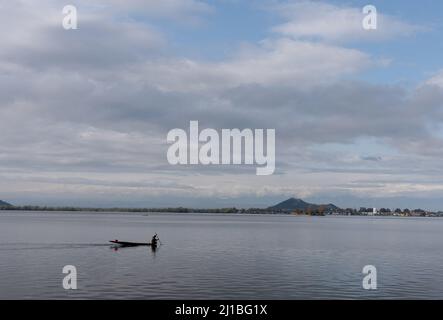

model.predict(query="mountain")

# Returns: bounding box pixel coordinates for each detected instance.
[268,198,339,211]
[0,200,12,207]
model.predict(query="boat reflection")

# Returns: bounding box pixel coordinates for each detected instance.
[110,244,158,255]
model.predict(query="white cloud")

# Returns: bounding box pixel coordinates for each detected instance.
[138,39,371,92]
[272,1,425,42]
[426,70,443,88]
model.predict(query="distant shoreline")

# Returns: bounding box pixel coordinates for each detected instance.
[0,206,278,214]
[1,205,443,217]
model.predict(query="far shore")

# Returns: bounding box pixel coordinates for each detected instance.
[1,205,443,217]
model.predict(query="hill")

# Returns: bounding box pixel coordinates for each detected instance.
[0,200,12,207]
[268,197,339,211]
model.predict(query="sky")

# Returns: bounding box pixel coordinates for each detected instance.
[1,0,443,209]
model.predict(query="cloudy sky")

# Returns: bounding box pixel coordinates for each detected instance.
[1,0,443,209]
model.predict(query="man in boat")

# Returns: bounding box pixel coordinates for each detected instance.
[151,234,159,247]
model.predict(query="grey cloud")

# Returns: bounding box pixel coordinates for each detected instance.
[360,156,382,162]
[2,20,165,71]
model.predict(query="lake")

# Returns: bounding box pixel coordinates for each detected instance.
[0,211,442,299]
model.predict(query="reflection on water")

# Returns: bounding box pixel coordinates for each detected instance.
[0,211,443,299]
[110,244,159,256]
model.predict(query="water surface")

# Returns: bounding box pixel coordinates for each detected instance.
[0,211,442,299]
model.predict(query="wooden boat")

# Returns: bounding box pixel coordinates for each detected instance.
[109,240,156,247]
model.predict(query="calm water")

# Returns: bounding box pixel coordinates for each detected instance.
[0,211,442,299]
